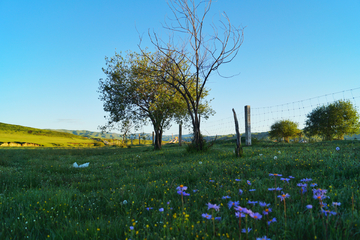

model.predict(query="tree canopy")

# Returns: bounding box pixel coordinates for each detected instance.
[98,51,212,150]
[304,100,360,141]
[269,120,301,143]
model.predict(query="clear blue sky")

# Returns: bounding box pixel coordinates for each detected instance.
[1,0,359,136]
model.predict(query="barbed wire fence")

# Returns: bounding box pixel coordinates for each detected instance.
[198,87,360,138]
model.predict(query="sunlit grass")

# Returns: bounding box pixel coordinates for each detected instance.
[0,140,359,239]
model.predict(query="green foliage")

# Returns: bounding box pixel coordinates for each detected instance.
[269,120,301,143]
[93,142,105,147]
[304,100,360,141]
[98,51,213,150]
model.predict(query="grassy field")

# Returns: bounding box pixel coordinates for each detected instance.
[0,122,168,148]
[0,140,359,239]
[0,123,98,147]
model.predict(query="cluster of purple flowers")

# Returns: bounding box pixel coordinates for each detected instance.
[176,185,190,196]
[232,204,263,220]
[313,188,328,202]
[172,171,341,239]
[202,203,221,220]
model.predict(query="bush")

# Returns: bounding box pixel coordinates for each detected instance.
[94,142,105,147]
[185,134,211,152]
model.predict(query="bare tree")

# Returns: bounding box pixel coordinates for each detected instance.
[139,0,244,150]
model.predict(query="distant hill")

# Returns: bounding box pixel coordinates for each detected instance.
[0,122,98,147]
[51,129,272,142]
[53,129,194,141]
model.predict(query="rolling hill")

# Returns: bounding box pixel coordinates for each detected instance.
[0,122,98,147]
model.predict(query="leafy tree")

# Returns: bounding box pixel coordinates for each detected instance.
[269,120,301,143]
[98,51,212,150]
[304,100,360,141]
[139,0,244,151]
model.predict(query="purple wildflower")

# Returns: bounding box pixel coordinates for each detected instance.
[247,200,258,206]
[242,227,252,233]
[267,217,277,225]
[222,196,231,199]
[202,213,212,219]
[178,191,190,196]
[235,179,241,181]
[207,203,220,211]
[176,185,188,191]
[159,208,164,212]
[249,212,262,220]
[228,201,240,209]
[332,202,341,206]
[278,193,290,201]
[321,209,337,216]
[234,206,246,212]
[146,207,153,210]
[257,236,271,240]
[239,189,243,195]
[130,226,134,230]
[280,178,290,182]
[313,189,327,201]
[262,208,272,215]
[193,189,198,192]
[247,180,251,185]
[300,178,312,182]
[215,217,221,221]
[249,189,256,192]
[310,183,317,187]
[242,208,253,214]
[235,211,246,218]
[306,205,313,209]
[269,173,282,177]
[259,202,270,207]
[289,176,295,179]
[209,180,215,182]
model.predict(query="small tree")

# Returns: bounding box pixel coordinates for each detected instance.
[98,51,213,150]
[304,100,360,141]
[140,0,244,151]
[269,120,301,143]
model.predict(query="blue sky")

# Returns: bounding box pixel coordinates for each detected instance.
[1,0,359,136]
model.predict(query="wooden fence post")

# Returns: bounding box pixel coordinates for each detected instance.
[245,105,251,146]
[232,108,243,157]
[179,123,182,146]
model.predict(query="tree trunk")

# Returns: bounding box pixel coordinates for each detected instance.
[154,129,162,150]
[192,113,203,151]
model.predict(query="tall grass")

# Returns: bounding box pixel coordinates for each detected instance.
[0,140,359,239]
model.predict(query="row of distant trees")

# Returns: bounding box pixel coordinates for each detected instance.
[269,100,360,142]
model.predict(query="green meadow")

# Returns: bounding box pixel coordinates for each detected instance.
[0,123,98,147]
[0,140,359,239]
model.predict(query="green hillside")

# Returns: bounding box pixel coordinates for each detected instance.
[0,122,98,147]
